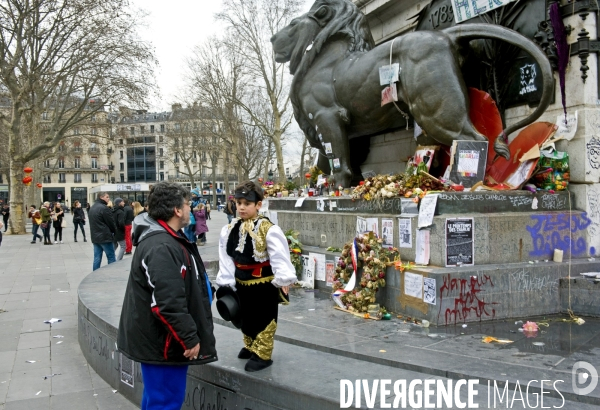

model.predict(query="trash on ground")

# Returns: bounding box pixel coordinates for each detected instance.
[532,342,545,346]
[379,350,386,353]
[482,336,513,344]
[43,318,62,324]
[580,272,600,278]
[462,324,467,328]
[58,291,69,293]
[43,373,61,380]
[52,335,64,338]
[56,341,63,344]
[36,391,41,395]
[26,360,36,363]
[112,390,117,393]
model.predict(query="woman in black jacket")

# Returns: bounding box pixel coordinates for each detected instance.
[72,200,87,242]
[113,198,126,260]
[53,203,65,243]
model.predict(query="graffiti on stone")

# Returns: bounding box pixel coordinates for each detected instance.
[526,213,593,257]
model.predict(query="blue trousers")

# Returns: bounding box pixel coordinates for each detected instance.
[141,363,188,410]
[93,242,116,271]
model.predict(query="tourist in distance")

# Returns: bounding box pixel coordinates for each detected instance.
[123,199,134,255]
[71,200,87,242]
[1,203,9,232]
[53,202,65,244]
[216,180,297,372]
[89,192,117,270]
[193,203,208,246]
[118,182,216,410]
[28,205,43,244]
[39,202,53,245]
[223,195,237,224]
[113,198,126,261]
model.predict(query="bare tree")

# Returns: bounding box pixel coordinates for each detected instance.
[0,0,157,233]
[216,0,302,183]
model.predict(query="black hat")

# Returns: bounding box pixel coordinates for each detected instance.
[216,286,242,329]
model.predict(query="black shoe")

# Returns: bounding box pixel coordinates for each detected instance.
[74,238,77,242]
[83,238,87,242]
[30,241,36,244]
[244,354,273,372]
[125,252,132,255]
[238,347,253,359]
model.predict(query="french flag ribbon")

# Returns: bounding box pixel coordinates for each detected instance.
[335,238,359,295]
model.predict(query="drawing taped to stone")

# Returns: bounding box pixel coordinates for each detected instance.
[398,218,412,248]
[423,277,436,305]
[587,136,600,170]
[382,218,393,246]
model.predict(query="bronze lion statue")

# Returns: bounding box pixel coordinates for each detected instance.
[271,0,553,187]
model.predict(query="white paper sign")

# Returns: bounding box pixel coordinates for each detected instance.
[381,218,394,246]
[415,229,430,265]
[379,63,400,86]
[366,217,379,237]
[555,111,577,141]
[310,252,327,282]
[301,255,314,289]
[451,0,517,23]
[398,218,412,248]
[418,194,438,228]
[404,272,423,299]
[324,142,333,154]
[423,277,436,305]
[356,216,367,236]
[295,197,306,207]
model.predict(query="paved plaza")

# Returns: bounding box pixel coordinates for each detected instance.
[0,210,226,409]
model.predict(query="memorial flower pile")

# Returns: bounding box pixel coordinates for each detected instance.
[332,233,398,312]
[351,172,452,201]
[285,229,303,280]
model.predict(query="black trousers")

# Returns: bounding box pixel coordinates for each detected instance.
[236,281,279,358]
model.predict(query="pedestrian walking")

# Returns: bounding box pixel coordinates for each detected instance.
[123,199,134,255]
[223,196,237,224]
[193,203,208,246]
[72,200,87,242]
[53,203,65,243]
[205,202,211,220]
[28,205,43,244]
[113,198,126,261]
[89,192,117,271]
[40,202,53,245]
[1,203,9,232]
[132,201,144,217]
[118,182,216,410]
[86,202,91,214]
[216,180,297,372]
[0,219,3,247]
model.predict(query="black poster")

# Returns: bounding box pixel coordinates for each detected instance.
[445,218,474,267]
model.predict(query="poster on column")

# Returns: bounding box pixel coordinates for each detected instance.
[325,261,335,287]
[301,255,314,289]
[415,229,430,265]
[381,218,394,246]
[310,252,327,281]
[398,218,412,248]
[356,216,367,236]
[366,217,379,237]
[451,0,518,24]
[445,218,474,267]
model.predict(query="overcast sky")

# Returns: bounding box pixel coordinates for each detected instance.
[133,0,312,112]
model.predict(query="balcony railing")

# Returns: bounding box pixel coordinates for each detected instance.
[88,148,100,154]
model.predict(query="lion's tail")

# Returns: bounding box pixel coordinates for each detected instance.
[444,23,553,159]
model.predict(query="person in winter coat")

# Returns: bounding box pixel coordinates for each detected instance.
[28,205,43,244]
[205,202,211,220]
[193,204,208,246]
[1,204,9,232]
[123,199,134,254]
[118,182,216,410]
[88,192,117,271]
[72,200,87,242]
[223,196,237,224]
[113,198,126,261]
[40,202,53,245]
[52,203,65,243]
[216,180,297,372]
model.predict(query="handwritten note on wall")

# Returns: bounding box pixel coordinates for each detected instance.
[418,194,438,228]
[404,272,423,299]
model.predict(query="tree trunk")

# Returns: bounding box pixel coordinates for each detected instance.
[273,133,285,184]
[8,161,26,234]
[211,165,217,207]
[224,151,230,196]
[299,136,308,185]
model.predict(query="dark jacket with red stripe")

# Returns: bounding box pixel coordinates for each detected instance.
[117,213,217,365]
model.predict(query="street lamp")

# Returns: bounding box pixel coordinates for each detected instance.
[268,169,273,181]
[287,174,292,183]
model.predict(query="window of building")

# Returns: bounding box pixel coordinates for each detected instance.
[140,126,145,134]
[74,127,79,135]
[90,141,98,152]
[120,174,125,182]
[160,124,165,133]
[120,150,124,159]
[175,123,181,131]
[44,159,50,168]
[92,173,98,183]
[74,173,82,183]
[159,161,164,169]
[91,157,98,169]
[126,146,156,182]
[119,139,123,145]
[130,127,135,135]
[120,162,124,171]
[91,127,97,135]
[159,148,163,157]
[59,173,66,182]
[74,157,81,169]
[58,142,65,152]
[91,114,96,121]
[42,112,48,120]
[174,153,179,163]
[58,158,65,168]
[150,125,155,133]
[159,135,163,143]
[44,175,51,183]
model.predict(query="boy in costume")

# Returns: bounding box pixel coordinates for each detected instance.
[216,180,297,372]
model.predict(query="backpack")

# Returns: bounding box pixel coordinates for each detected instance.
[189,211,196,225]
